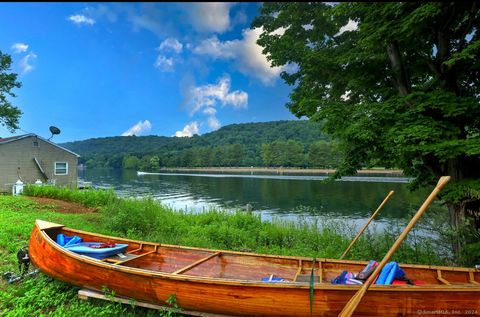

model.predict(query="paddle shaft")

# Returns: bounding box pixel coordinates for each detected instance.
[338,176,451,317]
[340,191,394,260]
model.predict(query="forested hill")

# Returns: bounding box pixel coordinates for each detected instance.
[61,120,339,169]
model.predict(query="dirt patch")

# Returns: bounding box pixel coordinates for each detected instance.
[26,197,98,214]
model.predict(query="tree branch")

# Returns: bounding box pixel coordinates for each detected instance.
[387,40,410,96]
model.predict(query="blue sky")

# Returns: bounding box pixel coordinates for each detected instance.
[0,3,297,142]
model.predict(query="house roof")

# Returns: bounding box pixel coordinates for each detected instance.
[0,134,28,143]
[0,133,80,157]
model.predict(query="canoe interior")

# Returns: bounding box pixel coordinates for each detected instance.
[43,227,480,286]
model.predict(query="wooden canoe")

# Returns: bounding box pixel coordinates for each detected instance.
[29,220,480,316]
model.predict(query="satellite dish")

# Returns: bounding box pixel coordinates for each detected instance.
[48,126,61,140]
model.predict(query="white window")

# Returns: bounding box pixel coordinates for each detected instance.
[54,162,68,175]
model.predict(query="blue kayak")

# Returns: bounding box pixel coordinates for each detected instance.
[64,242,128,259]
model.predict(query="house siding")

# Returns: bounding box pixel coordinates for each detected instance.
[0,135,78,192]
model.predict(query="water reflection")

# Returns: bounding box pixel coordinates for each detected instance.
[80,168,446,228]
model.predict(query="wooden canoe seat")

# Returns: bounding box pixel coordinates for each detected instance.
[103,245,158,265]
[173,252,221,275]
[293,259,322,283]
[102,253,139,264]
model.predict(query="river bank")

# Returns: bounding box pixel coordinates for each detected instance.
[0,186,448,316]
[153,167,404,176]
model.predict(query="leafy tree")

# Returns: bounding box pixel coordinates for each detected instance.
[122,155,140,170]
[106,154,123,169]
[149,155,161,171]
[0,51,22,133]
[285,140,305,167]
[253,2,480,258]
[261,143,273,166]
[308,141,338,168]
[66,121,334,168]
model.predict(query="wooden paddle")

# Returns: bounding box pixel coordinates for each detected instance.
[338,176,451,317]
[340,190,395,260]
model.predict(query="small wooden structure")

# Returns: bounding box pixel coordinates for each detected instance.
[0,134,79,192]
[78,288,232,316]
[29,219,480,316]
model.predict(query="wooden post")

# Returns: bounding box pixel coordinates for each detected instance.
[338,176,451,317]
[340,190,394,260]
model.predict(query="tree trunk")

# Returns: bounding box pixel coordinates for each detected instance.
[446,201,464,257]
[387,40,410,97]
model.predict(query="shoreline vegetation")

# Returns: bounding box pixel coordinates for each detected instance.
[138,167,404,176]
[0,186,450,316]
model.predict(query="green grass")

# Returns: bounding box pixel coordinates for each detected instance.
[23,185,116,208]
[0,196,177,317]
[0,187,449,316]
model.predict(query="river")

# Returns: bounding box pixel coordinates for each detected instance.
[79,168,445,233]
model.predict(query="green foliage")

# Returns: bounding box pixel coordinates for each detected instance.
[1,189,472,316]
[62,120,331,169]
[23,185,116,207]
[162,294,181,317]
[252,2,480,233]
[0,51,22,133]
[261,140,307,167]
[97,190,442,263]
[442,179,480,204]
[123,155,141,170]
[308,141,339,168]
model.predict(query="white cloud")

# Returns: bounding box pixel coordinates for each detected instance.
[184,3,233,33]
[68,14,96,25]
[11,43,28,54]
[186,75,248,116]
[203,107,217,115]
[19,52,37,74]
[193,28,283,86]
[193,36,236,59]
[158,38,183,53]
[84,5,117,23]
[154,55,174,72]
[207,117,221,130]
[174,121,200,137]
[335,19,358,37]
[122,120,152,136]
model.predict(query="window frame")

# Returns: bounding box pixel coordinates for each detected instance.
[54,162,69,175]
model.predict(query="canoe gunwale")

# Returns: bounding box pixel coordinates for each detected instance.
[33,220,480,292]
[62,224,480,273]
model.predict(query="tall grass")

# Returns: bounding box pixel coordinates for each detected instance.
[22,186,445,264]
[101,196,442,264]
[23,185,116,208]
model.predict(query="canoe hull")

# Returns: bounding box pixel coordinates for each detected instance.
[29,223,480,316]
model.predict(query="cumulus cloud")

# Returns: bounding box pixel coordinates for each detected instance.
[193,36,235,59]
[185,75,248,116]
[19,52,37,74]
[154,38,183,71]
[193,28,284,86]
[154,55,174,72]
[179,76,247,133]
[174,121,200,137]
[68,14,96,25]
[122,120,152,136]
[11,43,28,54]
[207,117,221,130]
[335,19,358,37]
[184,3,232,33]
[158,38,183,53]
